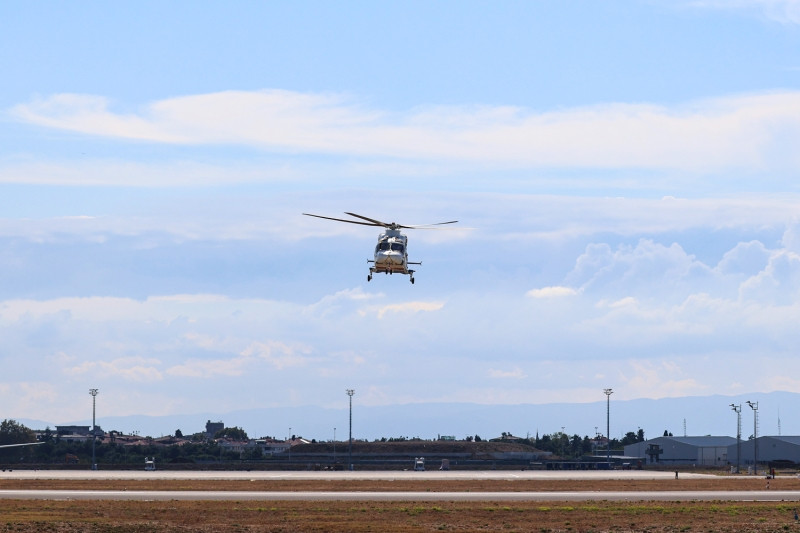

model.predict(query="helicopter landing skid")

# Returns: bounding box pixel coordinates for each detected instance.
[367,268,415,284]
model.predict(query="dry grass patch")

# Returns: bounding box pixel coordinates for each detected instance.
[0,500,800,532]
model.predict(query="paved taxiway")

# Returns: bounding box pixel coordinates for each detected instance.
[0,470,716,481]
[1,470,797,502]
[0,489,798,502]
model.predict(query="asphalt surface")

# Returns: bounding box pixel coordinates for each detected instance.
[0,489,798,502]
[1,470,798,502]
[0,469,716,481]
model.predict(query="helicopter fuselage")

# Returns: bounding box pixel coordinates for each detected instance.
[368,229,418,283]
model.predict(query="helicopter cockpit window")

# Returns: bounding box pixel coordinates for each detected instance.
[378,242,390,251]
[390,243,404,253]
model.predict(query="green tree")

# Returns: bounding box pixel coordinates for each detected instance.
[40,427,54,443]
[569,434,584,456]
[537,434,553,453]
[0,419,35,445]
[621,431,639,446]
[0,419,37,462]
[214,427,249,441]
[244,446,264,460]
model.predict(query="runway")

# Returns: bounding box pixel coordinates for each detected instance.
[0,489,798,502]
[0,469,716,481]
[1,470,797,502]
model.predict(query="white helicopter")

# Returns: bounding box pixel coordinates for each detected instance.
[302,212,458,284]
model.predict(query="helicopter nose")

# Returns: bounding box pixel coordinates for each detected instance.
[376,251,402,265]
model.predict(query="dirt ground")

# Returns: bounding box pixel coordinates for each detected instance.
[1,475,800,532]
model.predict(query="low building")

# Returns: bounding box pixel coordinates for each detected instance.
[627,436,800,468]
[251,438,290,455]
[56,425,104,437]
[730,436,800,466]
[56,434,93,444]
[55,425,104,443]
[624,436,736,466]
[218,439,250,454]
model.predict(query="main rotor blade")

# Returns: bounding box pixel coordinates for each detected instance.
[343,212,391,227]
[306,212,463,230]
[303,213,381,227]
[402,221,459,229]
[345,213,459,230]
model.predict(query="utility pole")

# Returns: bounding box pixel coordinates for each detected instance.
[346,389,355,471]
[89,388,99,471]
[730,403,741,474]
[604,388,613,464]
[747,401,758,474]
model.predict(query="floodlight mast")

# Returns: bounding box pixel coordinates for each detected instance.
[89,388,99,471]
[346,389,355,471]
[730,404,741,474]
[747,401,758,474]
[604,388,613,464]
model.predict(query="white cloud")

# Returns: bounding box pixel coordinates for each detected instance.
[526,286,578,298]
[62,356,163,382]
[165,355,251,378]
[0,294,297,325]
[241,340,312,370]
[488,367,527,379]
[739,250,800,303]
[781,219,800,252]
[9,90,800,175]
[619,360,708,399]
[715,240,771,275]
[0,158,285,188]
[368,301,445,319]
[566,239,713,298]
[163,340,313,378]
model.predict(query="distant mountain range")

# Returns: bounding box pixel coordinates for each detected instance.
[14,391,798,442]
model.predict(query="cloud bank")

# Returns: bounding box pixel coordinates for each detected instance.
[9,90,800,176]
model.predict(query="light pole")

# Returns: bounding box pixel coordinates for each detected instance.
[346,389,355,471]
[333,427,337,464]
[89,388,99,471]
[604,388,613,464]
[730,403,741,474]
[747,400,758,474]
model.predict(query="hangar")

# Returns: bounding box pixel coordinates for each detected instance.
[730,436,800,466]
[624,436,736,466]
[626,435,800,468]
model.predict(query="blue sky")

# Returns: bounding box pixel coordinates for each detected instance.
[2,0,800,439]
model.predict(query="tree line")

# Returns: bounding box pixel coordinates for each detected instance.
[0,420,262,466]
[528,428,645,458]
[0,419,648,465]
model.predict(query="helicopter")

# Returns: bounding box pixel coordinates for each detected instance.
[302,212,459,284]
